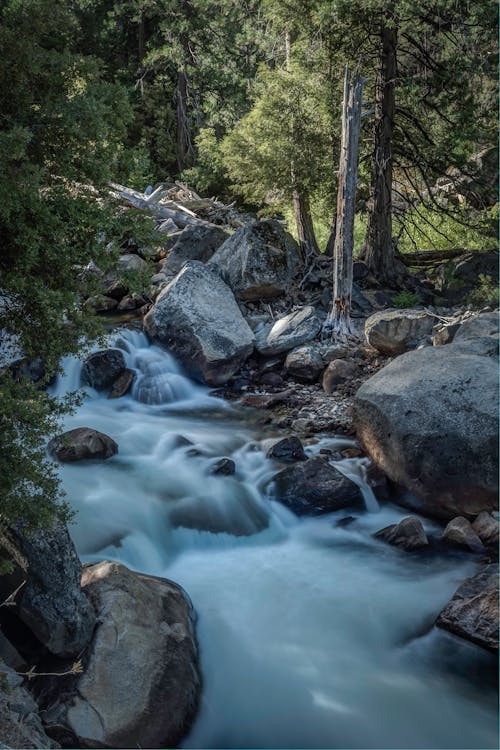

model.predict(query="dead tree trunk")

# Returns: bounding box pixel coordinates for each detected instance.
[326,66,365,335]
[362,5,398,282]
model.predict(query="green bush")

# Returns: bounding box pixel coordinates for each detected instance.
[392,291,421,308]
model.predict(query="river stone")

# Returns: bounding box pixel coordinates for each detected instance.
[0,665,60,749]
[436,564,498,652]
[162,225,229,276]
[41,561,200,749]
[116,253,149,274]
[208,219,301,301]
[272,456,363,515]
[267,436,307,463]
[353,346,498,520]
[209,458,236,476]
[365,309,435,355]
[170,486,269,537]
[0,524,95,659]
[82,348,126,391]
[108,368,136,399]
[472,511,499,546]
[144,261,254,386]
[442,516,484,552]
[255,306,322,356]
[48,428,118,462]
[322,359,359,394]
[374,516,429,551]
[285,345,324,382]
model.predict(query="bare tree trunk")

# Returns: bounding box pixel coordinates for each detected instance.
[176,70,191,173]
[363,5,398,282]
[326,67,365,335]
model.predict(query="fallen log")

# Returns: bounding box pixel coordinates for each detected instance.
[109,182,218,229]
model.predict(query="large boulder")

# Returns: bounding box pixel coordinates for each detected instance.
[255,306,322,356]
[450,311,499,359]
[272,456,363,515]
[436,564,498,652]
[208,219,301,301]
[42,561,200,749]
[0,524,95,659]
[162,225,229,276]
[48,427,118,462]
[82,348,126,391]
[144,261,254,385]
[353,346,498,520]
[365,309,435,355]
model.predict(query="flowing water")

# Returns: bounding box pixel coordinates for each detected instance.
[51,330,498,750]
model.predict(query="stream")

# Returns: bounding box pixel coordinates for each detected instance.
[51,329,498,749]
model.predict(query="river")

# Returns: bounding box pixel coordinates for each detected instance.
[50,329,498,749]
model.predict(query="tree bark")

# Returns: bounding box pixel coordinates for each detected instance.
[176,70,191,173]
[363,5,398,282]
[327,67,365,335]
[293,191,320,259]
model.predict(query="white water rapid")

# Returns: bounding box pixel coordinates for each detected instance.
[50,329,498,749]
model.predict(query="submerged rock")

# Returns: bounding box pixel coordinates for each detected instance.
[170,487,268,536]
[255,306,322,356]
[442,516,484,553]
[272,456,363,515]
[365,309,435,355]
[436,564,498,652]
[266,436,307,463]
[0,524,95,659]
[374,516,429,551]
[353,346,498,520]
[209,219,301,301]
[108,367,136,399]
[209,457,236,476]
[82,348,126,391]
[42,561,200,749]
[49,427,118,462]
[144,261,254,386]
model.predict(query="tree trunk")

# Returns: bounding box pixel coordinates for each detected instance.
[293,191,320,259]
[327,67,365,335]
[176,70,191,173]
[363,5,398,282]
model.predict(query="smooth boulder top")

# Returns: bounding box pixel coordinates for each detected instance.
[364,309,435,355]
[144,261,254,385]
[255,306,322,356]
[353,344,498,520]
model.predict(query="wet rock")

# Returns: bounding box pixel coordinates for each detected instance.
[0,665,60,748]
[210,458,236,476]
[162,225,229,276]
[266,437,307,463]
[365,309,435,355]
[108,368,136,399]
[285,345,324,382]
[472,511,499,546]
[82,348,126,391]
[272,456,363,515]
[0,524,95,659]
[209,219,301,301]
[255,306,322,356]
[353,346,498,520]
[374,516,429,551]
[442,516,485,552]
[322,359,359,394]
[41,561,200,748]
[335,516,356,528]
[170,488,269,536]
[49,428,118,462]
[117,253,149,274]
[144,261,254,386]
[436,564,498,652]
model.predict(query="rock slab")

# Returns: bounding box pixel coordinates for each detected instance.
[144,261,254,386]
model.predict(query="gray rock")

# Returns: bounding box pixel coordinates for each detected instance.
[353,346,498,520]
[117,253,149,274]
[436,564,498,652]
[108,368,136,399]
[209,458,236,476]
[454,311,498,340]
[255,306,322,356]
[266,436,307,463]
[0,524,95,659]
[284,345,324,382]
[442,516,485,552]
[162,225,229,276]
[82,348,126,391]
[42,561,200,749]
[272,456,363,515]
[374,516,429,551]
[450,334,499,358]
[49,428,118,462]
[365,309,435,354]
[0,665,60,748]
[472,511,499,546]
[322,359,359,394]
[319,343,349,363]
[83,295,118,313]
[144,261,254,386]
[209,220,301,301]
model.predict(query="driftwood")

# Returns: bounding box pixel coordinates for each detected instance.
[109,183,221,229]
